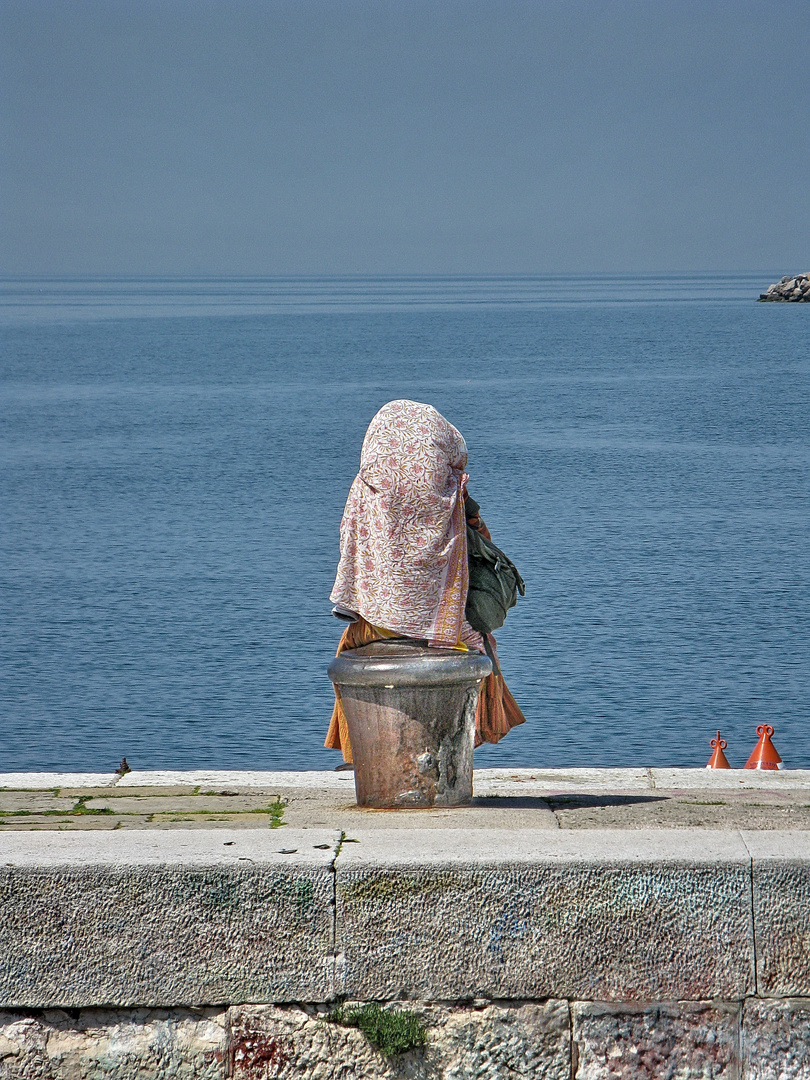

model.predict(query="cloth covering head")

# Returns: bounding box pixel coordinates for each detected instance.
[330,399,472,647]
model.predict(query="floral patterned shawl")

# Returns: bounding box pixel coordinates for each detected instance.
[330,400,474,647]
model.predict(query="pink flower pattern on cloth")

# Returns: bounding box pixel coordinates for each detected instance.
[330,400,482,649]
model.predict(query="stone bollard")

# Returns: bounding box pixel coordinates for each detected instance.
[328,640,492,808]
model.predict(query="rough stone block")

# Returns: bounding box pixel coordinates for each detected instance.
[0,774,117,790]
[116,770,354,790]
[743,998,810,1080]
[0,831,337,1008]
[572,1001,740,1079]
[335,830,754,1001]
[473,768,653,795]
[228,1000,570,1079]
[650,769,810,791]
[744,832,810,996]
[0,1008,226,1079]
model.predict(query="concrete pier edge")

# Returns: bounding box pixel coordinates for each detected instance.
[2,769,810,1077]
[4,765,810,791]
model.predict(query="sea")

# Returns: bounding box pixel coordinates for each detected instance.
[1,274,808,773]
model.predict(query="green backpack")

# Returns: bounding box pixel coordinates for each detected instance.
[465,523,525,636]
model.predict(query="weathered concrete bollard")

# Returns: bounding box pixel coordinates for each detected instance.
[328,640,492,808]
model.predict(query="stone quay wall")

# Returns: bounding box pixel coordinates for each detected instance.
[759,273,810,301]
[2,827,810,1078]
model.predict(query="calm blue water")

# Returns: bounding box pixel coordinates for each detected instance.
[1,275,808,772]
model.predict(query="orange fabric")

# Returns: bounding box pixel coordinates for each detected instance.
[325,616,526,762]
[473,633,526,746]
[324,617,385,763]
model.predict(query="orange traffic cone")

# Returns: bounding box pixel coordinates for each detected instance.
[744,724,783,770]
[706,731,731,769]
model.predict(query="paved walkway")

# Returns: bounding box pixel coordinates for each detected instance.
[2,768,810,831]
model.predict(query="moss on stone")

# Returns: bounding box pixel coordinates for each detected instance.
[340,873,452,903]
[327,1002,427,1056]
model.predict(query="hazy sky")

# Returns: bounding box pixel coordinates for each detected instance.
[2,0,808,276]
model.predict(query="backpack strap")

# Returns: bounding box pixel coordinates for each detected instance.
[482,633,502,678]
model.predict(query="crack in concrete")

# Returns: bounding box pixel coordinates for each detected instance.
[326,830,346,1001]
[738,829,759,997]
[750,859,758,998]
[568,999,578,1079]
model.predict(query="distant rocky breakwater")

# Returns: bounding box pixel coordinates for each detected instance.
[759,273,810,301]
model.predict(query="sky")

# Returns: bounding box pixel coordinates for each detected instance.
[1,0,808,276]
